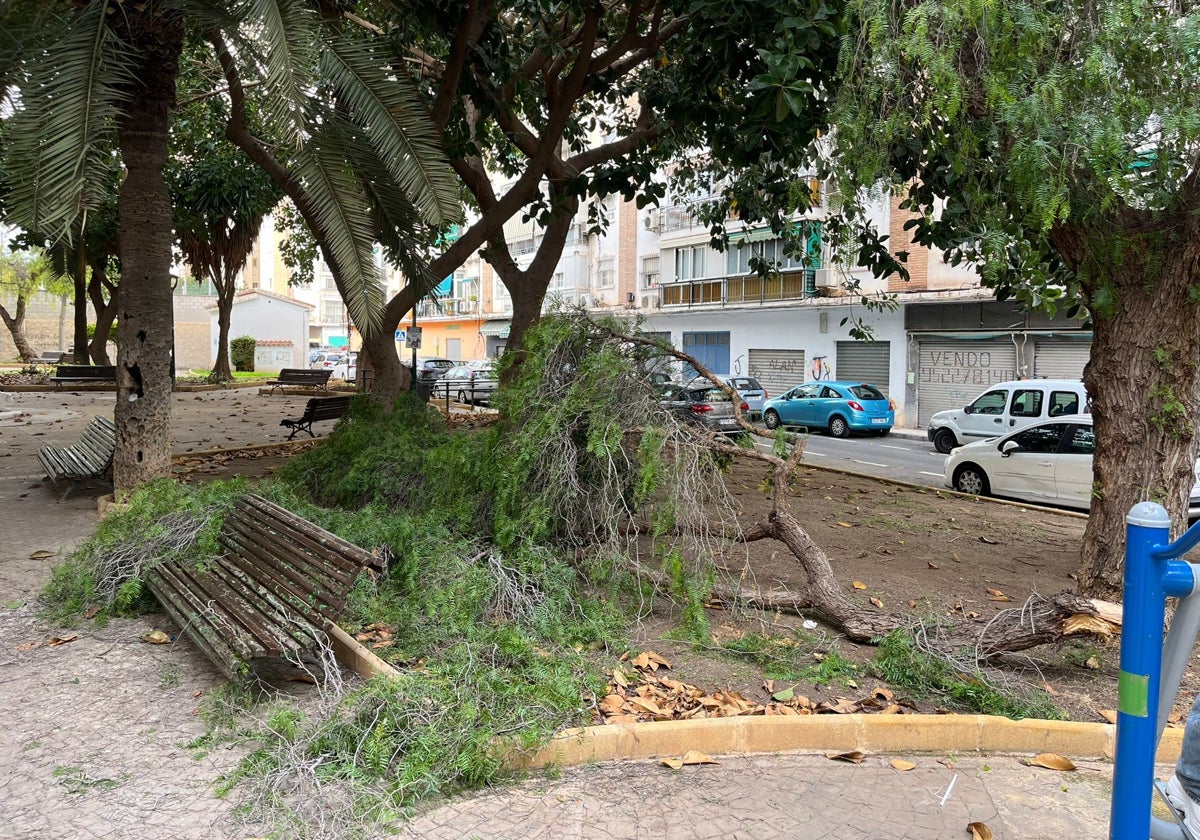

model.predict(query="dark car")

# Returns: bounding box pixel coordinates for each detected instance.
[660,384,746,435]
[410,357,455,382]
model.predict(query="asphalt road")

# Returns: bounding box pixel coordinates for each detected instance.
[755,425,948,488]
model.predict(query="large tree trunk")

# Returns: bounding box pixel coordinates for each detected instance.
[212,279,235,382]
[1077,236,1200,599]
[360,326,410,403]
[112,14,184,493]
[0,296,37,361]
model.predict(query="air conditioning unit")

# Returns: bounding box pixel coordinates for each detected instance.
[641,295,651,309]
[643,209,660,232]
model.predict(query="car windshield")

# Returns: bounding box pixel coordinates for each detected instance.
[694,388,731,403]
[849,384,886,401]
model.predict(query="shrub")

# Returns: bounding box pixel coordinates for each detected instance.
[230,335,256,372]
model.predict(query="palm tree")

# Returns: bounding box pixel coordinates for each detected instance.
[0,1,459,492]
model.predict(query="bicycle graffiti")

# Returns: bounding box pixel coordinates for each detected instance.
[810,355,830,381]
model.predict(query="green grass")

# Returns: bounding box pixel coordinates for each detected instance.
[870,631,1064,720]
[715,630,861,685]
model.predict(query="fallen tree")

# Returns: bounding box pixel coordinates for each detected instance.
[560,316,1122,658]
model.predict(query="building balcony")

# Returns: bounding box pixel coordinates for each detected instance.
[660,269,823,308]
[415,297,484,320]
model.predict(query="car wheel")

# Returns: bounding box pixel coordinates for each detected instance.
[933,428,959,455]
[828,415,849,438]
[764,409,781,430]
[953,464,991,497]
[457,390,470,404]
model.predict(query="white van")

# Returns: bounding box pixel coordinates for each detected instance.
[927,379,1088,454]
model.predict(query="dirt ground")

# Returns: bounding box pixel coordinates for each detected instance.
[0,385,1195,838]
[633,458,1145,724]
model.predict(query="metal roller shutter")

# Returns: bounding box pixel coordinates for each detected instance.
[835,341,892,393]
[748,349,806,398]
[1034,338,1090,380]
[917,339,1019,425]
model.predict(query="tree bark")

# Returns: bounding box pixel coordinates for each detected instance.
[360,326,411,403]
[1075,228,1200,599]
[0,296,36,361]
[72,245,88,364]
[112,14,184,493]
[212,277,235,382]
[86,260,117,365]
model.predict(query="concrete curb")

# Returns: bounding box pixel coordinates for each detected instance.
[509,714,1182,769]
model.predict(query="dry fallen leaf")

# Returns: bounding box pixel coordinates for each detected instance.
[140,630,171,645]
[660,750,719,769]
[967,821,993,840]
[825,750,866,764]
[928,562,940,569]
[1099,709,1118,724]
[988,594,1013,602]
[869,597,884,609]
[852,581,868,590]
[47,634,78,647]
[890,758,916,771]
[1027,752,1076,771]
[836,522,854,528]
[29,549,55,560]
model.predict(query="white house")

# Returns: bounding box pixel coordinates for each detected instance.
[208,289,312,371]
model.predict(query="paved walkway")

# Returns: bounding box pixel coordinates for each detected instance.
[0,388,1148,839]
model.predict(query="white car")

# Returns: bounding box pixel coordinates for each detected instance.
[330,352,357,381]
[944,415,1200,518]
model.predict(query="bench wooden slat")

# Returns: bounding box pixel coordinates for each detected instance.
[38,416,116,499]
[279,395,352,439]
[266,369,332,393]
[142,494,378,681]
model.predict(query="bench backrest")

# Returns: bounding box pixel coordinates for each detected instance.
[278,368,332,382]
[304,395,351,421]
[217,494,379,627]
[55,364,117,379]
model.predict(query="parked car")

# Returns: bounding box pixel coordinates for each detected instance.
[330,352,358,381]
[309,351,344,370]
[441,360,498,404]
[660,384,747,436]
[409,357,455,383]
[724,376,767,417]
[927,379,1088,454]
[944,414,1200,518]
[307,348,327,365]
[761,381,894,437]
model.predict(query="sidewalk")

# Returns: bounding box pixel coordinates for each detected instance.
[0,388,1138,840]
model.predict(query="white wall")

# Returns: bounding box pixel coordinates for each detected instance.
[639,299,912,425]
[211,294,309,371]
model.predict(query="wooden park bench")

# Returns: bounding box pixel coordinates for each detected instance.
[143,494,383,681]
[37,416,117,499]
[50,364,118,388]
[280,395,351,439]
[265,368,332,394]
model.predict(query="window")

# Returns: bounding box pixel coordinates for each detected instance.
[1049,391,1081,417]
[681,331,729,378]
[1011,424,1068,453]
[969,390,1007,415]
[1011,389,1044,418]
[641,255,660,288]
[1065,425,1095,454]
[674,245,706,280]
[726,237,809,275]
[597,257,615,289]
[793,384,822,399]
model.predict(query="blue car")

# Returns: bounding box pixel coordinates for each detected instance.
[762,381,895,437]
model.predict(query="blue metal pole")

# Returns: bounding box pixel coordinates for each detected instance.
[1111,503,1172,840]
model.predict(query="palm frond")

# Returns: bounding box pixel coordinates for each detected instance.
[241,0,320,148]
[4,3,135,243]
[320,32,461,226]
[294,133,386,334]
